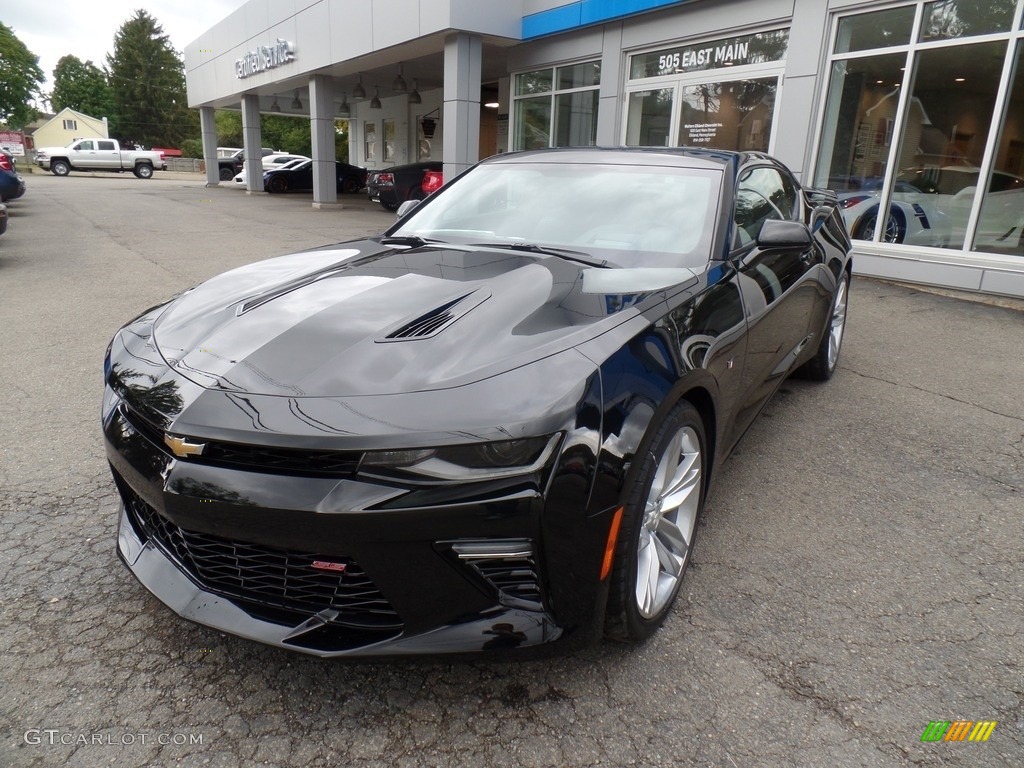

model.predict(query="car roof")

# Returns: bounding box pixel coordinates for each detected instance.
[481,146,758,172]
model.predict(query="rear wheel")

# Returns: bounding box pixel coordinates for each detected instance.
[134,163,153,179]
[268,175,288,193]
[219,167,234,181]
[341,176,361,194]
[51,160,70,176]
[605,400,706,642]
[798,271,850,381]
[379,200,399,212]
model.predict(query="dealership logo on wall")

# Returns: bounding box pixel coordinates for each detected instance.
[235,39,295,79]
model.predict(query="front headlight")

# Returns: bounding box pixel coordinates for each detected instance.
[359,434,561,482]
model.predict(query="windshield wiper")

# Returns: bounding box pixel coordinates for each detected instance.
[469,241,613,268]
[377,235,442,247]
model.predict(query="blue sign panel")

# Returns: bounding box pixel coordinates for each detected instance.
[523,0,689,39]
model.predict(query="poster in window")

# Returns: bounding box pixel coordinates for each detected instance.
[364,121,377,162]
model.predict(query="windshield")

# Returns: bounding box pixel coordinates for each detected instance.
[390,161,722,269]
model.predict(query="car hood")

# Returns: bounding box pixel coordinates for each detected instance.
[152,240,697,397]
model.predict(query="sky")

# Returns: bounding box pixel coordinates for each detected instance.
[4,1,248,95]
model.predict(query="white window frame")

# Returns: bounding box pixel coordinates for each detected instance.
[809,0,1024,258]
[510,60,601,151]
[622,28,789,154]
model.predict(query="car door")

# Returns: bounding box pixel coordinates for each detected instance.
[96,140,120,169]
[729,164,820,442]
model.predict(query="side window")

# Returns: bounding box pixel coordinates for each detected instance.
[78,140,94,150]
[733,167,797,245]
[98,141,116,150]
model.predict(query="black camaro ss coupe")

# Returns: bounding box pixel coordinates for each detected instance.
[103,147,852,657]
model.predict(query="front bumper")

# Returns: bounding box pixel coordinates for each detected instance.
[104,391,609,658]
[116,502,565,657]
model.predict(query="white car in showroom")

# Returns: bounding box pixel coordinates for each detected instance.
[836,177,948,246]
[898,166,1024,253]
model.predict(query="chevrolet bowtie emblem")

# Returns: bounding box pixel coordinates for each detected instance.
[164,434,206,458]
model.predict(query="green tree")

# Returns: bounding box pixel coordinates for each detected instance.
[214,110,243,147]
[51,56,115,124]
[0,22,44,128]
[106,10,196,147]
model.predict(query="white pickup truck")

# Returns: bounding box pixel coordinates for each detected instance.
[35,139,166,179]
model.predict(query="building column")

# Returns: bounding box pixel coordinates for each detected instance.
[200,107,219,186]
[442,32,481,180]
[596,25,625,145]
[241,94,264,194]
[309,75,339,209]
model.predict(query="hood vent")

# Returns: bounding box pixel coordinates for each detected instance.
[379,289,490,342]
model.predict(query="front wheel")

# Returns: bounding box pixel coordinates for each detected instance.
[854,207,905,243]
[219,167,234,181]
[798,271,850,381]
[51,160,70,176]
[605,400,706,642]
[134,163,153,179]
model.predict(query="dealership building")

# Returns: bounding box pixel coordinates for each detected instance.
[185,0,1024,297]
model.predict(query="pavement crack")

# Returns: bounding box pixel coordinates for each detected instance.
[839,365,1023,423]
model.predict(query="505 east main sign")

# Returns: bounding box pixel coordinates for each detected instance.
[235,39,295,79]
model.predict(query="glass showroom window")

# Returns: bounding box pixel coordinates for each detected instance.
[513,62,600,150]
[975,42,1024,255]
[815,0,1022,253]
[624,29,788,153]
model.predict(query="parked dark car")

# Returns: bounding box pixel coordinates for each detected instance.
[264,160,367,194]
[103,147,852,658]
[367,160,444,210]
[0,150,26,202]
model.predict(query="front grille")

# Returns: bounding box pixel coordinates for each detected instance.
[120,483,401,630]
[120,404,362,477]
[199,442,362,476]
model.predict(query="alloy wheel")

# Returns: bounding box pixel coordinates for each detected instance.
[635,426,702,618]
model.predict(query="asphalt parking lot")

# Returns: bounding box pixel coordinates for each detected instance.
[1,170,1021,768]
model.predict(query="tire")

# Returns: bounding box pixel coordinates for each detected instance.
[605,400,707,642]
[798,270,850,381]
[854,206,906,243]
[267,175,288,193]
[51,160,70,177]
[219,167,234,181]
[341,176,361,194]
[379,200,399,212]
[134,163,153,179]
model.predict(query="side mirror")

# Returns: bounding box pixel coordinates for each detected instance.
[396,199,421,217]
[756,219,813,249]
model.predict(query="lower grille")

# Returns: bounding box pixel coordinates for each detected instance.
[119,481,401,630]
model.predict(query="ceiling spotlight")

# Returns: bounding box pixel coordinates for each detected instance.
[270,95,281,113]
[484,101,499,109]
[392,63,408,93]
[353,73,366,99]
[338,93,350,117]
[291,89,303,109]
[370,87,382,109]
[409,79,422,104]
